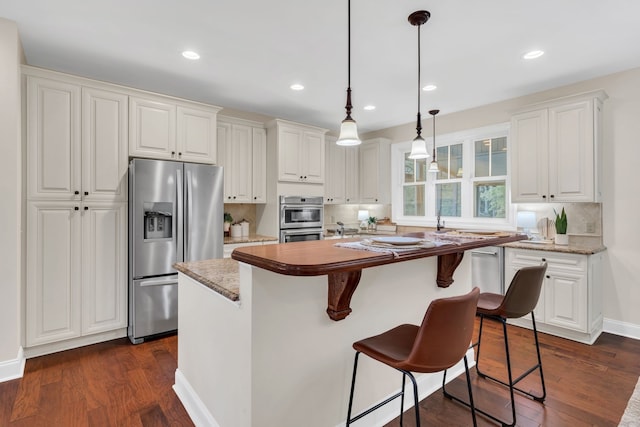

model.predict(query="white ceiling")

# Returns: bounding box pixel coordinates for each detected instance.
[3,0,640,134]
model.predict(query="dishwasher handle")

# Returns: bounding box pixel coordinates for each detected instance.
[471,249,499,256]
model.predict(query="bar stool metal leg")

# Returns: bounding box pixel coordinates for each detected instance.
[441,355,478,427]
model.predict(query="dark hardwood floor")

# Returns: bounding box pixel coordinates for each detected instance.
[1,320,639,426]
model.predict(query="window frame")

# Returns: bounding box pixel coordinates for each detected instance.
[391,122,516,230]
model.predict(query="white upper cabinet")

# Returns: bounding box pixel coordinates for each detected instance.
[270,119,327,184]
[324,136,359,204]
[510,91,607,203]
[82,87,129,202]
[217,117,267,203]
[129,95,221,164]
[324,136,346,204]
[27,76,81,200]
[27,74,128,202]
[359,138,391,204]
[177,105,219,163]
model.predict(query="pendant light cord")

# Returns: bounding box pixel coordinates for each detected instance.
[343,0,353,120]
[416,23,422,138]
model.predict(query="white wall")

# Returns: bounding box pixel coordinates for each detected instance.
[0,18,25,377]
[365,67,640,331]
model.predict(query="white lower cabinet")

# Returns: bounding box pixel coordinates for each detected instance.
[26,201,127,347]
[504,247,603,344]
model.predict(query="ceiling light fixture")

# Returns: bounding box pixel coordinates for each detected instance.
[423,84,437,91]
[408,10,431,159]
[428,109,440,173]
[523,50,544,60]
[290,83,305,91]
[182,50,200,60]
[336,0,361,146]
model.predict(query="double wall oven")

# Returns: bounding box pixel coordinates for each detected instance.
[279,196,324,243]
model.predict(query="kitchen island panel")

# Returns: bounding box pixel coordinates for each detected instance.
[176,257,474,427]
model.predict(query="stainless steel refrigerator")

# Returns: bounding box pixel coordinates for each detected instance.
[128,158,223,344]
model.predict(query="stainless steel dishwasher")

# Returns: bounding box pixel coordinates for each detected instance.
[470,246,505,294]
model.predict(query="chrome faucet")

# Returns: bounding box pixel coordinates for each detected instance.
[337,221,345,237]
[436,214,444,231]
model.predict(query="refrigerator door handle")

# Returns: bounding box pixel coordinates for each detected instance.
[186,169,193,260]
[176,168,184,261]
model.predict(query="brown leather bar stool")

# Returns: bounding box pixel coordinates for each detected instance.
[346,288,480,427]
[443,263,547,427]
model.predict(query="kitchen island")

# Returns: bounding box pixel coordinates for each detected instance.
[173,233,525,427]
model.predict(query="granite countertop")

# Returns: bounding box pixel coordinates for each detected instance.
[224,234,278,245]
[502,240,606,255]
[174,258,239,301]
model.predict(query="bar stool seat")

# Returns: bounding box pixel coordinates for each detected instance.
[444,263,548,427]
[346,288,480,427]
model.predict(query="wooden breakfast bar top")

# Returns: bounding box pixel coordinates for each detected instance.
[232,231,527,320]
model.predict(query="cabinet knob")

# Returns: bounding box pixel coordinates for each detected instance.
[84,206,88,211]
[84,191,89,196]
[74,190,80,195]
[546,275,550,279]
[550,194,555,199]
[542,195,547,199]
[541,258,546,262]
[74,206,79,211]
[178,152,182,156]
[254,196,257,200]
[233,196,236,199]
[172,151,176,156]
[304,176,307,180]
[299,176,303,180]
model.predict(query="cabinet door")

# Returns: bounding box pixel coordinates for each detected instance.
[177,105,218,164]
[82,203,127,335]
[324,139,345,204]
[359,142,381,203]
[129,96,176,159]
[224,124,253,203]
[510,109,549,202]
[548,100,594,202]
[345,146,359,203]
[27,76,81,200]
[82,87,128,202]
[544,270,587,332]
[302,131,325,183]
[278,126,303,182]
[26,202,82,346]
[252,128,267,203]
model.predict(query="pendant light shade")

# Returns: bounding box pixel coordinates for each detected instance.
[407,10,431,160]
[337,0,361,146]
[428,109,440,173]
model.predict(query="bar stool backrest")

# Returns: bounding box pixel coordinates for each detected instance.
[500,263,547,319]
[399,287,480,373]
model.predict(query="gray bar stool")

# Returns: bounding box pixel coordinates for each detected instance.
[346,287,480,427]
[443,263,547,427]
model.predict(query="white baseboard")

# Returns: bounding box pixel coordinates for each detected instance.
[604,318,640,340]
[335,348,476,427]
[173,368,219,427]
[23,328,127,358]
[0,346,25,383]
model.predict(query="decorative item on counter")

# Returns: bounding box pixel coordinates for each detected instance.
[240,219,250,237]
[224,212,233,235]
[358,210,369,230]
[554,207,568,245]
[230,223,242,238]
[367,216,377,231]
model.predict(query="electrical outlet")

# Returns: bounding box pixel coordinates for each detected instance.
[586,222,596,234]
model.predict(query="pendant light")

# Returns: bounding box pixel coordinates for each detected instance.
[408,10,431,159]
[428,109,440,173]
[336,0,361,146]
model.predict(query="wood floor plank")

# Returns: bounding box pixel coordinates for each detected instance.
[1,320,639,426]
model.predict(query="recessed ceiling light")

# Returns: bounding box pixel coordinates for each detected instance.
[423,84,437,91]
[364,105,376,111]
[523,50,544,60]
[182,50,200,60]
[290,83,304,91]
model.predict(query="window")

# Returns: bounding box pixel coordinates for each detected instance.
[391,123,513,228]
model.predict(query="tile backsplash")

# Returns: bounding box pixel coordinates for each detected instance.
[323,204,392,229]
[223,204,257,234]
